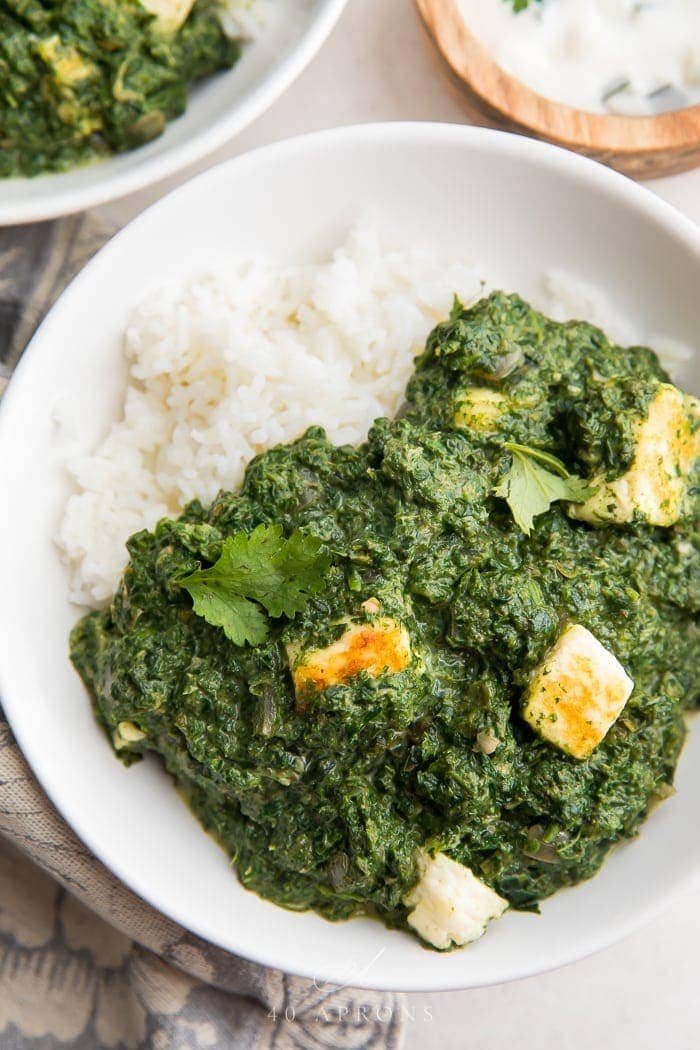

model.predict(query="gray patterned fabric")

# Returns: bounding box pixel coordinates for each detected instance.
[0,217,109,392]
[0,219,405,1050]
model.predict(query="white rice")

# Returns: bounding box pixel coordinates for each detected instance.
[56,224,694,607]
[57,226,485,605]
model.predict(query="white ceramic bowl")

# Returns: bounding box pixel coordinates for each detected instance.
[0,0,348,226]
[0,124,698,992]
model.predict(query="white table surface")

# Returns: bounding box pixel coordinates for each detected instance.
[96,1,699,1046]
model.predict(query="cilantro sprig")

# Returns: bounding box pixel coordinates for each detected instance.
[494,443,596,535]
[177,524,331,647]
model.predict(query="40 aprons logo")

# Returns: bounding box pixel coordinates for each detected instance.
[266,948,434,1026]
[267,1001,434,1025]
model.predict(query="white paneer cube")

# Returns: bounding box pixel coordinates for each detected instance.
[405,851,508,950]
[112,720,146,751]
[36,36,96,84]
[569,385,699,527]
[454,387,508,430]
[523,624,634,760]
[140,0,195,32]
[287,618,411,699]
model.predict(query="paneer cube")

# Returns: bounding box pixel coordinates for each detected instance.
[523,624,634,759]
[569,385,699,527]
[287,618,411,697]
[454,387,507,430]
[405,851,508,950]
[140,0,196,32]
[36,36,95,85]
[112,720,146,751]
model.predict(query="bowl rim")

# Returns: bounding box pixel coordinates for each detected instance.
[0,0,350,227]
[1,122,699,991]
[415,0,700,179]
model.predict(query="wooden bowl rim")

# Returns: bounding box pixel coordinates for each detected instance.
[415,0,700,156]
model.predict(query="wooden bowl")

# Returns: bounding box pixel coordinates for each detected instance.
[415,0,700,179]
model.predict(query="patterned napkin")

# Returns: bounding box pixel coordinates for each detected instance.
[0,219,405,1050]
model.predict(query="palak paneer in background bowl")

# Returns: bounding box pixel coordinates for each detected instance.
[0,0,352,225]
[71,291,700,952]
[0,0,243,177]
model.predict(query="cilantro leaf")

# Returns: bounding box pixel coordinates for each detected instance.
[494,443,597,534]
[184,588,270,648]
[177,525,331,646]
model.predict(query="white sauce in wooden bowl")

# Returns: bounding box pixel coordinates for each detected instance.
[458,0,700,115]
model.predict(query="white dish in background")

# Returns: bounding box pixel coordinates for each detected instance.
[0,0,348,226]
[0,124,698,992]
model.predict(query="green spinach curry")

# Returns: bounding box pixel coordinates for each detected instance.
[71,292,700,950]
[0,0,239,177]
